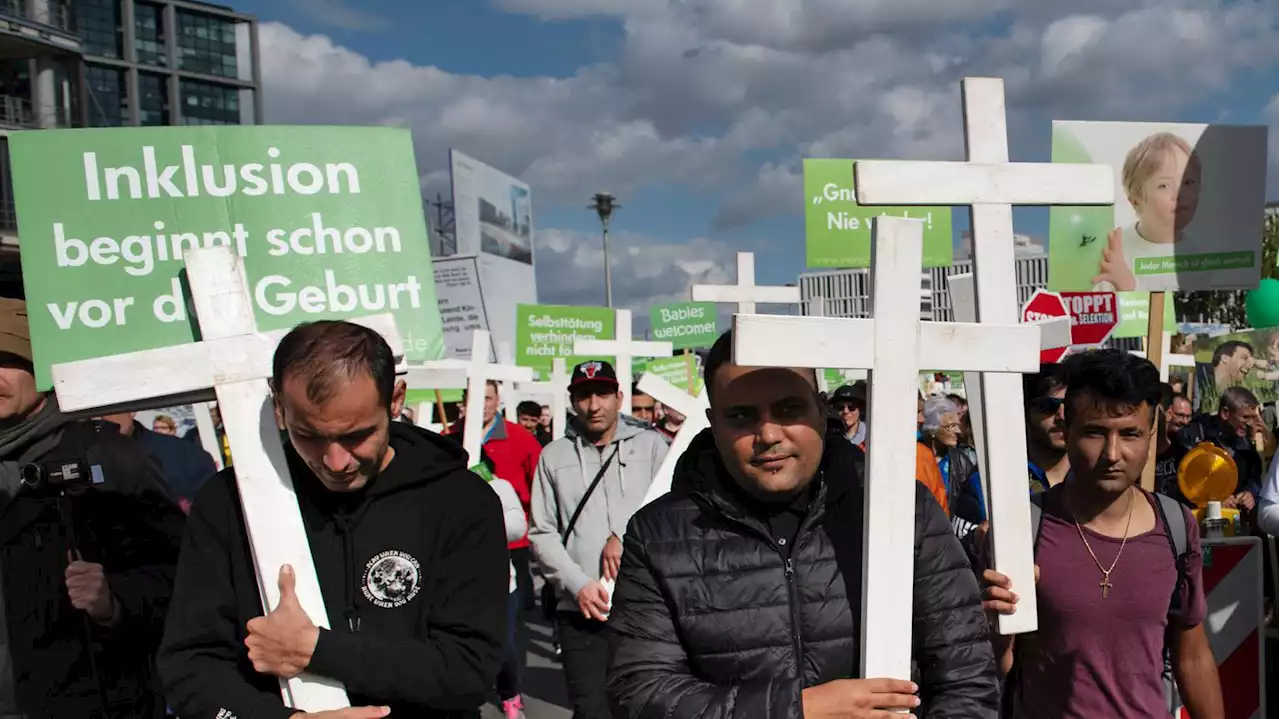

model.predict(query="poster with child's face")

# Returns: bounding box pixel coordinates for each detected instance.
[1048,121,1268,293]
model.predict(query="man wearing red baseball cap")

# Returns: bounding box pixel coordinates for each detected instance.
[528,359,669,718]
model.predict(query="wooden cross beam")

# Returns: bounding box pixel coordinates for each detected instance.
[853,77,1115,638]
[402,358,470,433]
[734,216,1045,679]
[514,357,570,441]
[458,330,533,466]
[947,271,1073,505]
[52,246,409,710]
[573,309,672,415]
[691,251,802,314]
[635,371,710,508]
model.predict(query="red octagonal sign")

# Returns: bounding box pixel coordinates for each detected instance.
[1021,289,1070,363]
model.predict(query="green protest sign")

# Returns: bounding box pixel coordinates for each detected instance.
[803,158,953,269]
[11,126,443,389]
[649,302,718,350]
[642,355,702,394]
[1111,291,1176,338]
[516,303,614,378]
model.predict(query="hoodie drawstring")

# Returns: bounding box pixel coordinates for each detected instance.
[334,511,361,633]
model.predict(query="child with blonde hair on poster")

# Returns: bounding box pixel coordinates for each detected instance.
[1094,132,1203,291]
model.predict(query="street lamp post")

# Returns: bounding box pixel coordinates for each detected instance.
[589,192,619,308]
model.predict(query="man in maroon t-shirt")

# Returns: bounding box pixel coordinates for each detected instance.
[978,350,1224,719]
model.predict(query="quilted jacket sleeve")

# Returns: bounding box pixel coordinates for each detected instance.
[911,483,1000,718]
[607,512,798,719]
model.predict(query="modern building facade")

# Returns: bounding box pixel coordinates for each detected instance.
[0,0,261,296]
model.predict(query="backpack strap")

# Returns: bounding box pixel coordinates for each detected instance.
[1029,491,1046,548]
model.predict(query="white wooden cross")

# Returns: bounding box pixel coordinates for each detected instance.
[51,246,409,710]
[947,272,1073,507]
[636,371,710,507]
[734,216,1046,679]
[1130,332,1196,382]
[457,330,534,466]
[496,340,522,423]
[402,358,469,434]
[853,77,1114,638]
[573,309,672,415]
[692,251,802,314]
[514,357,570,441]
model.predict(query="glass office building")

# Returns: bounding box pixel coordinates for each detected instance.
[0,0,261,296]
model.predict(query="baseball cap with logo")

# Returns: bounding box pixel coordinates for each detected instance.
[0,298,32,362]
[569,360,619,390]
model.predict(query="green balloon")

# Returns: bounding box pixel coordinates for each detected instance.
[1245,278,1279,328]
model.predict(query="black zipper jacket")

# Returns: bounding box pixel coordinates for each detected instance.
[158,422,509,718]
[606,429,999,718]
[0,420,185,719]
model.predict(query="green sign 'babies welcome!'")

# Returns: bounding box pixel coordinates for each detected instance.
[12,126,445,388]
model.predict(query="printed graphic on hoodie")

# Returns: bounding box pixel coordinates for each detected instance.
[362,550,422,608]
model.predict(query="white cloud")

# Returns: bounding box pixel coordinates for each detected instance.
[259,0,1276,311]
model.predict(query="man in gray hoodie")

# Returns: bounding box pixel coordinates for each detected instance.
[529,360,669,719]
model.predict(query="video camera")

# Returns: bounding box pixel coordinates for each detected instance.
[20,458,94,496]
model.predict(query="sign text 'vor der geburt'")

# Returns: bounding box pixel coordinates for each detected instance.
[12,126,444,388]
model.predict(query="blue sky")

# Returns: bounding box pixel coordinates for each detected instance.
[242,0,1278,322]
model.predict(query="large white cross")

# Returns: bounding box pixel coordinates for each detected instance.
[401,359,470,434]
[947,272,1073,506]
[51,246,408,710]
[636,371,710,507]
[734,215,1045,679]
[458,330,533,466]
[692,251,802,314]
[496,340,522,423]
[853,77,1114,638]
[514,357,570,441]
[573,309,671,415]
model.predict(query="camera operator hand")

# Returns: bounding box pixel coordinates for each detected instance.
[65,551,120,626]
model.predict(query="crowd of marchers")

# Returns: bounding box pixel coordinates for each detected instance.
[1,295,1271,718]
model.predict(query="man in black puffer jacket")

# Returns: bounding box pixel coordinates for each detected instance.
[607,330,999,719]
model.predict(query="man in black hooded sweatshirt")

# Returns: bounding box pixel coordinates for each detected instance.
[159,320,509,718]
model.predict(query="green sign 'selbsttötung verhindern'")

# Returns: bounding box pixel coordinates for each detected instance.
[12,126,445,389]
[516,303,615,379]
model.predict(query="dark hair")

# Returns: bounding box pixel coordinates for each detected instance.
[632,382,649,398]
[1023,362,1067,404]
[1158,381,1174,409]
[704,329,818,402]
[516,400,542,418]
[272,321,396,410]
[1059,350,1161,425]
[1219,386,1260,414]
[946,393,967,407]
[1212,340,1254,367]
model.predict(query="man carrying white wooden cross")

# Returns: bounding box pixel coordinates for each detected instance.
[606,328,1000,718]
[159,320,510,719]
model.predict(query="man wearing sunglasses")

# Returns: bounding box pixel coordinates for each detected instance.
[829,382,867,451]
[1024,364,1070,494]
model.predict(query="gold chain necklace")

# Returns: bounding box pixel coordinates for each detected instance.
[1065,486,1136,599]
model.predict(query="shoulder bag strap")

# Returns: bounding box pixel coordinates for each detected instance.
[559,445,620,546]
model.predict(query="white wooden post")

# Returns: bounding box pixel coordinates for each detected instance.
[573,309,672,416]
[50,246,411,710]
[853,77,1114,637]
[514,357,569,441]
[692,252,802,314]
[733,216,1046,679]
[948,272,1072,514]
[496,340,522,423]
[635,372,710,507]
[192,401,224,471]
[402,359,469,435]
[459,330,534,466]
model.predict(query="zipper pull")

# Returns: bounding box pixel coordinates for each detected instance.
[784,558,794,577]
[33,529,43,550]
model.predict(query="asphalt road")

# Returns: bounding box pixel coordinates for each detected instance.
[480,611,572,719]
